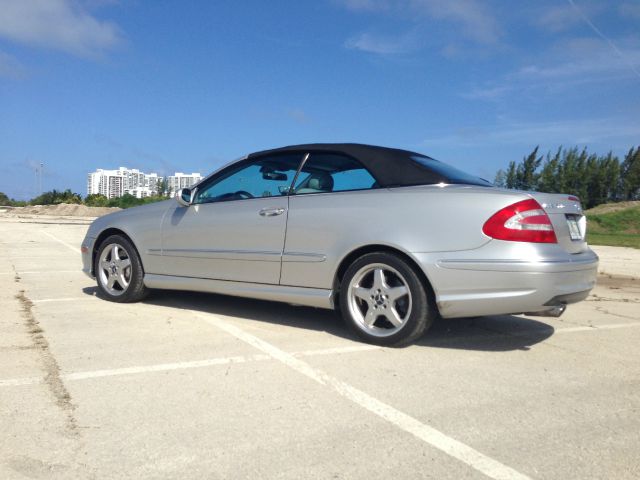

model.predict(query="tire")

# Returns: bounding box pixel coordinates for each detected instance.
[339,252,434,346]
[94,234,149,303]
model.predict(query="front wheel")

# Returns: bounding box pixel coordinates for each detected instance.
[339,252,434,346]
[95,235,148,303]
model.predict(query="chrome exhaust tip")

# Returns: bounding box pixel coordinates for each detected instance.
[525,304,566,318]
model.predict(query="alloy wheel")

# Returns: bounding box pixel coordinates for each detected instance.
[347,263,413,337]
[97,243,132,296]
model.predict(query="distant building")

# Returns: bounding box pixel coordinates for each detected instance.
[167,172,203,196]
[87,167,162,199]
[87,167,202,199]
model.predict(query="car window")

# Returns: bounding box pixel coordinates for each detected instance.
[194,153,303,204]
[410,155,493,187]
[294,153,377,195]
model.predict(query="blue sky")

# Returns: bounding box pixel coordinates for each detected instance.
[1,0,639,200]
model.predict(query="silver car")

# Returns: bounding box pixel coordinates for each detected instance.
[81,144,598,345]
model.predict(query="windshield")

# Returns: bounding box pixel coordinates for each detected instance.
[410,155,493,187]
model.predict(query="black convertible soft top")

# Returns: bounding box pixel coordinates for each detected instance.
[248,143,490,188]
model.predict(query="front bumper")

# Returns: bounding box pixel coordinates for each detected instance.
[414,244,598,319]
[81,235,96,279]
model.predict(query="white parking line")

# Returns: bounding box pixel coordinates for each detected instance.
[198,312,531,480]
[555,322,640,333]
[19,270,82,275]
[41,230,79,253]
[27,270,83,274]
[4,256,57,259]
[294,344,379,356]
[0,377,40,387]
[33,297,95,304]
[0,345,381,388]
[65,354,270,381]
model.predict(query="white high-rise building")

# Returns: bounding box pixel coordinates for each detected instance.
[87,167,161,199]
[87,169,125,199]
[87,171,102,196]
[167,172,203,196]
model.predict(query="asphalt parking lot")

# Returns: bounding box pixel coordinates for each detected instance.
[1,215,639,480]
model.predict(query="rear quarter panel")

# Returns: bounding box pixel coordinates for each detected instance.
[281,185,528,289]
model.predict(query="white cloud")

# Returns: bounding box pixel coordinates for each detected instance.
[515,37,640,79]
[535,5,585,32]
[409,0,499,44]
[464,36,640,100]
[344,30,418,54]
[423,117,640,148]
[619,2,640,19]
[338,0,391,11]
[287,108,311,124]
[565,0,640,80]
[533,2,607,33]
[0,50,26,79]
[82,0,122,7]
[461,84,512,100]
[337,0,500,46]
[0,0,123,58]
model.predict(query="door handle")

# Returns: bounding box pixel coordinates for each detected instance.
[259,207,285,217]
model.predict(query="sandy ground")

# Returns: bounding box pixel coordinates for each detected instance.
[0,203,120,219]
[0,205,119,226]
[0,215,638,480]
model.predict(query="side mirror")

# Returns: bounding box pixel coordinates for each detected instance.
[176,188,193,207]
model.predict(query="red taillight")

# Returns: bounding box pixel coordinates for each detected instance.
[482,199,557,243]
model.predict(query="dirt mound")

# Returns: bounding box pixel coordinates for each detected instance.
[3,203,121,218]
[586,201,640,214]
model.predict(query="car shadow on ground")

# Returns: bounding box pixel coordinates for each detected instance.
[82,287,554,352]
[417,315,554,351]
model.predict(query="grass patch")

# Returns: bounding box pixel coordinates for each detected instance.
[586,204,640,248]
[586,232,640,249]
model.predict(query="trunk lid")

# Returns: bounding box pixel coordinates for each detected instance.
[528,193,588,254]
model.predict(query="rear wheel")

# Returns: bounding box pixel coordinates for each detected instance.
[95,235,148,303]
[339,252,434,346]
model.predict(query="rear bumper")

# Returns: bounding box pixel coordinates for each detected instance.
[414,246,598,318]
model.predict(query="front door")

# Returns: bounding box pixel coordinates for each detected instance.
[160,153,304,284]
